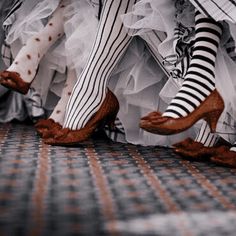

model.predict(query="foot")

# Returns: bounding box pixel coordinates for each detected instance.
[174,144,216,161]
[172,137,195,148]
[0,71,31,94]
[44,89,119,146]
[140,12,223,135]
[35,118,62,136]
[140,90,224,135]
[211,146,236,168]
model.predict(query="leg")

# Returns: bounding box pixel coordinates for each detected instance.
[64,0,136,130]
[0,0,67,94]
[211,143,236,168]
[44,0,136,145]
[174,121,221,160]
[140,10,224,135]
[35,69,77,136]
[50,69,77,125]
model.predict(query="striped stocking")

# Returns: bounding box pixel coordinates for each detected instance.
[63,0,136,130]
[195,121,219,147]
[163,11,222,118]
[230,143,236,152]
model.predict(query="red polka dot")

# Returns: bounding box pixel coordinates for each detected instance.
[56,110,61,114]
[27,54,31,60]
[15,61,18,65]
[48,36,52,41]
[35,38,40,42]
[68,92,71,96]
[49,23,53,26]
[28,70,31,75]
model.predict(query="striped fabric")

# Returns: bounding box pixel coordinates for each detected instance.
[190,0,236,23]
[230,144,236,152]
[64,0,136,130]
[163,11,222,118]
[195,121,220,146]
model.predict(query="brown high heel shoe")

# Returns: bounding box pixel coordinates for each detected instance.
[140,111,162,121]
[41,125,62,139]
[174,144,217,161]
[210,146,236,168]
[140,90,224,135]
[44,89,119,146]
[0,71,32,95]
[35,119,62,137]
[172,137,195,148]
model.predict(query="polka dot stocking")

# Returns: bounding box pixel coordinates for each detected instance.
[49,69,77,125]
[5,0,67,84]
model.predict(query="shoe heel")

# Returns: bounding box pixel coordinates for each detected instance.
[106,107,119,130]
[205,110,222,132]
[106,93,119,130]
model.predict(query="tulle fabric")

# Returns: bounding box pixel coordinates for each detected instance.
[46,0,99,75]
[122,0,236,144]
[189,0,236,24]
[121,0,176,62]
[3,0,99,110]
[64,0,99,74]
[1,0,196,145]
[4,0,61,45]
[109,37,195,146]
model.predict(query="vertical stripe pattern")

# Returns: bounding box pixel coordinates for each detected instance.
[64,0,136,130]
[195,121,219,146]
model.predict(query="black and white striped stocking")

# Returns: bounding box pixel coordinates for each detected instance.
[230,143,236,152]
[63,0,136,130]
[195,121,219,147]
[163,11,222,118]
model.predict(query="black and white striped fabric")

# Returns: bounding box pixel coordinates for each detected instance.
[230,142,236,152]
[172,23,195,79]
[104,117,127,143]
[163,11,222,118]
[190,0,236,23]
[195,121,220,147]
[64,0,136,130]
[1,0,23,68]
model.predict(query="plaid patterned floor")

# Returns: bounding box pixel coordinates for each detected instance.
[0,123,236,236]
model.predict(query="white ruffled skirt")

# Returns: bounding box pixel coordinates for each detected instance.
[109,37,195,146]
[121,0,236,144]
[3,0,99,109]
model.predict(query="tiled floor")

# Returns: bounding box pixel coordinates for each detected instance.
[0,123,236,236]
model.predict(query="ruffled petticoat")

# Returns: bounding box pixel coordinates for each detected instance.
[108,37,195,146]
[0,0,45,122]
[1,0,195,146]
[122,0,236,145]
[3,0,99,112]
